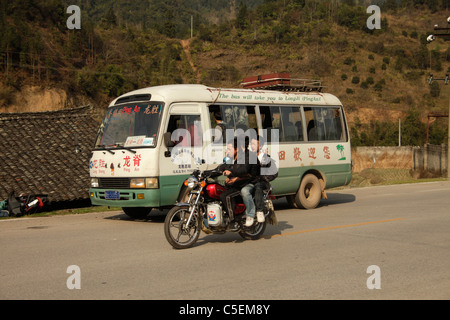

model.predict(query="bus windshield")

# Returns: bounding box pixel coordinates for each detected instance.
[94,102,164,149]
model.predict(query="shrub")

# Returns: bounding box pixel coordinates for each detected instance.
[0,86,15,106]
[430,82,440,97]
[344,57,354,65]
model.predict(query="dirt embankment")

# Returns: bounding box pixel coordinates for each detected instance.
[0,86,92,113]
[180,39,202,84]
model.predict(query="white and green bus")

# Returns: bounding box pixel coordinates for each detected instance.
[89,83,352,218]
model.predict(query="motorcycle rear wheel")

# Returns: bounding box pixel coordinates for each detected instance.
[239,220,266,240]
[164,205,201,249]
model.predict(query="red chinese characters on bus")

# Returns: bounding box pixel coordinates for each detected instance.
[293,147,302,161]
[124,156,131,167]
[123,154,142,172]
[308,147,317,160]
[323,146,331,159]
[122,106,132,114]
[133,154,142,167]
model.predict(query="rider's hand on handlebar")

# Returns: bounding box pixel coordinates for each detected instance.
[225,177,238,184]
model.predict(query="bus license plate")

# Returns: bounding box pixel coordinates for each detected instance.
[105,190,120,200]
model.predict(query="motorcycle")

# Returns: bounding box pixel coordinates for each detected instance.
[164,168,278,249]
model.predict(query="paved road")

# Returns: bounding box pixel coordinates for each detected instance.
[1,181,450,301]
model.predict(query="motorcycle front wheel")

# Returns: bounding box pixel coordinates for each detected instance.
[164,205,201,249]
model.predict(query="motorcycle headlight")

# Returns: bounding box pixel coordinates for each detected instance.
[186,176,198,189]
[90,178,99,188]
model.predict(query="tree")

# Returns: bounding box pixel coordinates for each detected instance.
[402,110,426,146]
[102,7,117,28]
[163,9,176,38]
[236,1,248,30]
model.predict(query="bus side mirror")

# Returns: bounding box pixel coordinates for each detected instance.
[163,132,174,157]
[164,132,175,148]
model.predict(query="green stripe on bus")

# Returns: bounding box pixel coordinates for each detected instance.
[158,163,351,205]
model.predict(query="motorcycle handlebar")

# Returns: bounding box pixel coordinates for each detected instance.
[201,169,222,179]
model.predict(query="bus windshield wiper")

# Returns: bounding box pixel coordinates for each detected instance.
[97,145,115,154]
[116,143,137,154]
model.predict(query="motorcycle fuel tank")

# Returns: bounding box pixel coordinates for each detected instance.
[206,183,225,200]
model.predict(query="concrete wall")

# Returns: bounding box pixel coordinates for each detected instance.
[352,145,448,176]
[352,146,418,172]
[413,144,448,176]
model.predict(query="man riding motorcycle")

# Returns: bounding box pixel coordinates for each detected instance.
[215,136,260,224]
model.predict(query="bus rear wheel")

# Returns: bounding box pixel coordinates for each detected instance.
[295,174,321,209]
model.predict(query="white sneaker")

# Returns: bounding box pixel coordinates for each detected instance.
[256,211,265,223]
[244,216,254,227]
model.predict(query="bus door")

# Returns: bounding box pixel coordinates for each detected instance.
[159,103,207,204]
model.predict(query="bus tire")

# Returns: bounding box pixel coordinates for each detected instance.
[286,195,299,209]
[295,174,321,210]
[122,207,152,219]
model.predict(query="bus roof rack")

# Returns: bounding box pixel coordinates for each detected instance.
[241,73,324,92]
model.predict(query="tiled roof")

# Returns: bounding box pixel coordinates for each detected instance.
[0,106,101,203]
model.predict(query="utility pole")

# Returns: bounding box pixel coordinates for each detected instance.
[427,17,450,178]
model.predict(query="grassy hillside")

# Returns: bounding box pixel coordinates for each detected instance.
[0,0,449,145]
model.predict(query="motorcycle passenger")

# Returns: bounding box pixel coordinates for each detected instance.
[241,135,278,224]
[216,136,259,224]
[237,135,260,227]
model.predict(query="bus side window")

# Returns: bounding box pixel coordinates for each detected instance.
[260,106,279,143]
[326,108,344,141]
[208,105,226,144]
[167,114,202,147]
[304,107,320,141]
[209,105,256,143]
[304,107,345,142]
[280,107,303,142]
[261,106,304,143]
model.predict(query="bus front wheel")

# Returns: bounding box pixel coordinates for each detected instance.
[295,174,321,209]
[122,207,152,219]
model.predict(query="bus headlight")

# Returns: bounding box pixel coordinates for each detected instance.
[90,178,99,188]
[130,178,146,188]
[145,178,159,189]
[130,178,158,189]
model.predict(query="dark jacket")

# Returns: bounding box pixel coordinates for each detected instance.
[217,150,260,188]
[257,153,278,185]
